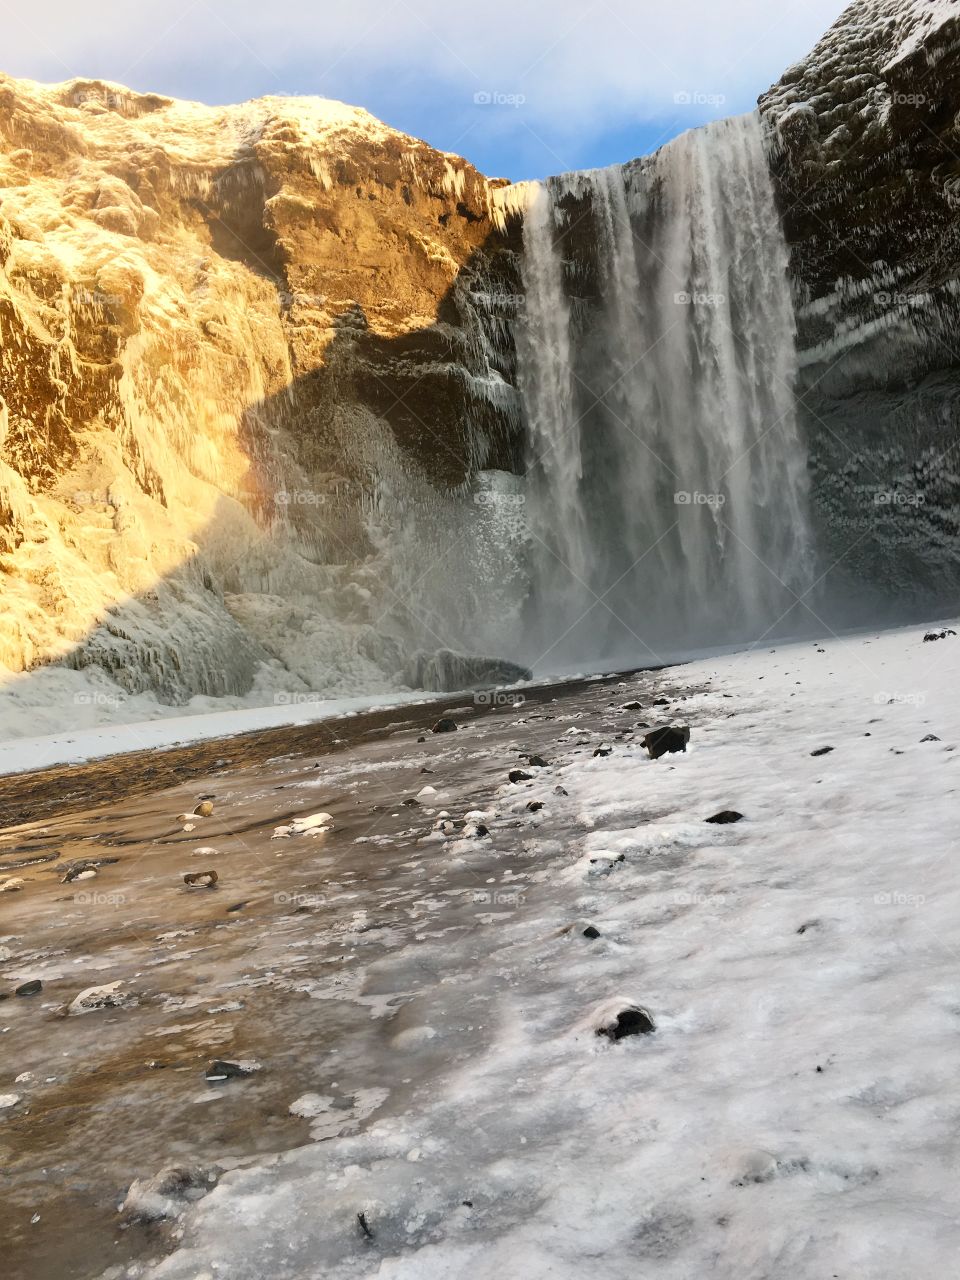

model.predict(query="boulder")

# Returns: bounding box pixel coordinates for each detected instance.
[406,649,532,693]
[642,726,690,759]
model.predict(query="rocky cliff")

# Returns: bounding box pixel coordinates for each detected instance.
[759,0,960,611]
[0,76,526,724]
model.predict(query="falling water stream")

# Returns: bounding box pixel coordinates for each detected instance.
[516,112,813,668]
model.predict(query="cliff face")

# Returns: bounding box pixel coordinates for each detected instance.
[0,76,526,712]
[759,0,960,609]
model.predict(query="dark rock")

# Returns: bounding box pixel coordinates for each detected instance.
[431,718,458,734]
[705,810,744,825]
[924,631,957,642]
[920,734,941,742]
[622,701,642,710]
[653,697,670,706]
[357,1211,375,1240]
[582,925,601,940]
[402,797,420,806]
[417,736,427,743]
[810,746,834,757]
[226,901,247,913]
[205,1059,258,1082]
[593,746,613,758]
[15,979,42,997]
[526,800,544,813]
[642,726,690,759]
[474,823,489,837]
[597,1005,656,1040]
[526,755,549,768]
[554,785,569,796]
[509,769,533,783]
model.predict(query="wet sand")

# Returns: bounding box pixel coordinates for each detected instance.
[0,665,697,1280]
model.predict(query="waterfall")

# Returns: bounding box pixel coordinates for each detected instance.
[516,111,813,669]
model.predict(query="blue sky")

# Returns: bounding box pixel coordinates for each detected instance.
[2,0,850,180]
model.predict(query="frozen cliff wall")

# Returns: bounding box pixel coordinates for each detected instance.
[759,0,960,611]
[0,75,526,708]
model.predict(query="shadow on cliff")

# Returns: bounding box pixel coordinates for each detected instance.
[0,217,536,737]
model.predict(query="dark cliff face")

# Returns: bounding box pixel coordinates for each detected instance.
[759,0,960,612]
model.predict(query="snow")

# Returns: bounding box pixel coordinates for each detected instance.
[0,688,446,776]
[145,620,960,1279]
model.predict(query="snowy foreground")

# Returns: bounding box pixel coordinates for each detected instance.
[126,621,960,1280]
[4,622,959,1280]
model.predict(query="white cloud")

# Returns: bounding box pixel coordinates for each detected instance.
[0,0,850,171]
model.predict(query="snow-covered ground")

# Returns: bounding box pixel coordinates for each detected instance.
[134,619,960,1280]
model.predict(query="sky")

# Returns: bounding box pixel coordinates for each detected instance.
[0,0,851,180]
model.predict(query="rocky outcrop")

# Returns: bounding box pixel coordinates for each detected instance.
[759,0,960,610]
[0,76,526,710]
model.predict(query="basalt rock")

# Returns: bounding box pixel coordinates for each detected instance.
[759,1,960,612]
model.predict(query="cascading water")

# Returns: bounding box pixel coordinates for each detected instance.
[516,111,814,669]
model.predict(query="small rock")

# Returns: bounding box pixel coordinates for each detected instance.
[924,629,957,642]
[402,797,420,807]
[653,697,670,706]
[526,800,544,813]
[554,785,569,796]
[0,1093,20,1109]
[15,980,42,997]
[184,870,218,888]
[205,1059,261,1082]
[810,746,834,757]
[121,1165,221,1223]
[622,701,642,710]
[593,746,613,758]
[194,801,215,818]
[417,736,426,743]
[582,925,601,940]
[920,734,941,743]
[509,769,533,783]
[68,981,126,1015]
[0,878,24,894]
[642,726,690,759]
[596,1005,656,1040]
[526,755,550,768]
[705,810,743,825]
[432,718,458,734]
